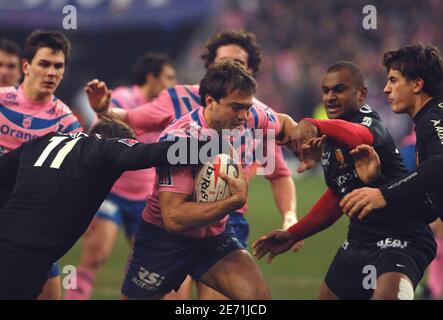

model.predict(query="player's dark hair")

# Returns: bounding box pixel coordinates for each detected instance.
[199,59,256,107]
[24,29,71,64]
[382,44,443,97]
[131,52,172,86]
[89,115,136,139]
[201,29,262,76]
[0,38,21,57]
[326,61,365,89]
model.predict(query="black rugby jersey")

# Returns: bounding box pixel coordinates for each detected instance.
[321,105,434,242]
[0,132,206,260]
[381,98,443,221]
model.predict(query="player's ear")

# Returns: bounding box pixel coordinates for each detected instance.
[145,72,154,85]
[413,78,425,94]
[205,94,215,110]
[22,59,30,76]
[357,86,368,103]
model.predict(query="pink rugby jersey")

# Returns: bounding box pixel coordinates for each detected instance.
[108,85,161,200]
[128,84,292,214]
[0,85,81,155]
[142,105,285,238]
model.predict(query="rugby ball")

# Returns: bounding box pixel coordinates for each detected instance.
[194,154,238,203]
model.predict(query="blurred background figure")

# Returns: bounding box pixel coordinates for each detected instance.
[0,38,21,87]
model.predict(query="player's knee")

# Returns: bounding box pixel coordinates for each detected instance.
[240,280,270,300]
[373,277,414,300]
[83,242,111,269]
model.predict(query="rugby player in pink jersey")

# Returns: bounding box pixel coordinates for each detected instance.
[0,30,111,300]
[0,39,21,88]
[121,59,300,300]
[65,53,177,300]
[92,30,302,299]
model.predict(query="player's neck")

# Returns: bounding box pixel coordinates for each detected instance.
[22,80,52,104]
[203,107,219,131]
[139,84,153,102]
[411,94,433,118]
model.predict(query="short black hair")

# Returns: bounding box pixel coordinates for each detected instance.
[199,59,256,107]
[24,29,71,64]
[201,29,262,76]
[131,52,172,86]
[0,38,21,58]
[382,44,443,97]
[326,61,365,89]
[89,115,136,140]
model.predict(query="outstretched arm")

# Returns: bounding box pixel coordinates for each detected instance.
[253,188,342,263]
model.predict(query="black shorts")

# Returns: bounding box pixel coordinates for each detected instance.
[0,240,53,299]
[325,235,436,300]
[121,221,245,299]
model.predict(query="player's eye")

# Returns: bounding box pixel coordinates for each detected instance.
[333,85,346,93]
[54,63,64,69]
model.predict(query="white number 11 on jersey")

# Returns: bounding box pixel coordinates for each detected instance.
[34,136,81,169]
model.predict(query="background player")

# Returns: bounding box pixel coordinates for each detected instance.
[0,38,21,88]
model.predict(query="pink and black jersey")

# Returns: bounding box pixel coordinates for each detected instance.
[0,86,81,155]
[142,105,283,238]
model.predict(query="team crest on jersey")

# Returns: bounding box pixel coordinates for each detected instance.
[5,93,16,100]
[22,115,33,129]
[118,138,139,147]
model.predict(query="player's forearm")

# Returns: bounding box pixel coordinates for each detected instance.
[108,107,129,123]
[270,176,297,221]
[380,154,443,204]
[304,118,374,148]
[287,188,343,243]
[162,197,242,233]
[276,113,297,140]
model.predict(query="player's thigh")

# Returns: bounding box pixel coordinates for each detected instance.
[318,282,339,300]
[82,216,119,258]
[371,248,430,300]
[199,249,270,300]
[37,276,61,300]
[196,281,228,300]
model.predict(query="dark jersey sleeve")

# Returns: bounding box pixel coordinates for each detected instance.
[0,147,22,208]
[351,111,388,148]
[380,112,443,203]
[89,136,219,172]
